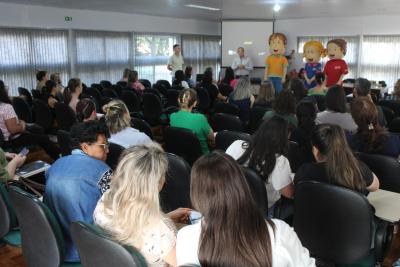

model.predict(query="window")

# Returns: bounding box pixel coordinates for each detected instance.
[134,34,179,83]
[0,28,69,95]
[297,36,360,79]
[74,30,132,85]
[182,35,221,81]
[360,35,400,88]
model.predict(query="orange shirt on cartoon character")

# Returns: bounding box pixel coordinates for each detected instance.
[264,33,288,93]
[323,39,348,87]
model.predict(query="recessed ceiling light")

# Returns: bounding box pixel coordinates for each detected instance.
[273,4,281,12]
[185,4,221,11]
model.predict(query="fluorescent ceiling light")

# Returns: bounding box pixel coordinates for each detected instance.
[273,4,281,12]
[185,4,221,11]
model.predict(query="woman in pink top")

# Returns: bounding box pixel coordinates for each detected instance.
[128,70,145,95]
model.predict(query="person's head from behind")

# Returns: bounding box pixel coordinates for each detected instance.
[44,80,57,96]
[273,89,296,115]
[354,78,371,97]
[50,73,62,85]
[76,98,97,122]
[296,101,317,129]
[178,88,197,110]
[184,66,193,79]
[311,124,364,191]
[0,80,11,104]
[232,77,251,100]
[64,78,82,104]
[224,67,235,83]
[191,151,273,267]
[351,96,383,136]
[173,44,181,54]
[326,85,346,113]
[70,120,110,161]
[101,143,167,246]
[289,78,306,100]
[122,68,130,79]
[257,81,275,103]
[128,70,139,84]
[174,70,185,83]
[103,99,131,135]
[202,69,213,85]
[36,70,48,82]
[315,72,325,85]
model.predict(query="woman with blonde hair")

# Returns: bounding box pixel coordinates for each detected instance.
[254,81,275,108]
[94,143,191,267]
[103,99,151,148]
[228,77,255,121]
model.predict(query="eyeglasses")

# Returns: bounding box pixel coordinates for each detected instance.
[92,143,109,150]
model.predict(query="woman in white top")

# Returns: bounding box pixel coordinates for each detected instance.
[176,151,315,267]
[315,85,357,132]
[226,116,294,211]
[63,78,83,113]
[94,143,191,267]
[103,99,151,148]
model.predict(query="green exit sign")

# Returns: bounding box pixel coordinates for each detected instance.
[65,16,72,22]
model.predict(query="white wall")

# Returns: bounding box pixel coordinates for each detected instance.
[0,2,221,35]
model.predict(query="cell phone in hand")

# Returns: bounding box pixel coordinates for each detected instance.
[19,147,29,156]
[189,211,202,224]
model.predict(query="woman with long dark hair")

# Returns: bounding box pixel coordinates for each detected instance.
[226,116,294,210]
[172,70,189,88]
[263,89,298,128]
[64,78,82,113]
[176,151,315,267]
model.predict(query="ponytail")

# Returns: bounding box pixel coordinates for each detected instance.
[64,78,81,105]
[178,89,197,109]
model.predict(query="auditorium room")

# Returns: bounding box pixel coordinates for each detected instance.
[1,0,400,266]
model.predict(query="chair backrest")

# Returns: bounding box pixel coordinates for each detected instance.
[164,127,202,166]
[142,93,162,126]
[32,99,54,131]
[166,89,180,108]
[91,83,103,93]
[195,87,210,113]
[211,113,244,132]
[152,83,168,97]
[106,143,125,170]
[131,118,153,140]
[242,167,268,214]
[248,106,270,134]
[18,87,33,106]
[120,90,141,112]
[160,153,192,212]
[9,186,65,267]
[12,96,33,123]
[357,152,400,193]
[54,102,77,131]
[57,130,73,156]
[214,102,240,116]
[100,80,112,89]
[116,81,128,88]
[215,130,251,151]
[111,84,124,97]
[102,88,118,99]
[86,87,103,105]
[378,100,400,116]
[139,79,151,89]
[294,181,373,264]
[218,83,233,97]
[0,183,12,239]
[31,89,43,100]
[389,117,400,133]
[156,80,171,90]
[70,221,148,267]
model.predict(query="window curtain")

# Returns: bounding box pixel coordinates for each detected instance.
[0,28,69,95]
[360,35,400,88]
[134,34,179,83]
[74,30,132,86]
[182,35,221,81]
[297,36,360,79]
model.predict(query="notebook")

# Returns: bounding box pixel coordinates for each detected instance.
[16,160,51,178]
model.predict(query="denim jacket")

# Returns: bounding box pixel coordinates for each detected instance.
[44,149,112,262]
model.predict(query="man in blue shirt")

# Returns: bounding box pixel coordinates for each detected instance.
[44,121,112,262]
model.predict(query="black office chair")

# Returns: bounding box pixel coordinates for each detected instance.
[152,83,168,97]
[143,88,162,99]
[12,96,33,123]
[164,127,202,166]
[102,88,118,99]
[120,90,141,113]
[131,117,153,140]
[71,222,147,267]
[139,79,151,89]
[294,181,391,265]
[0,183,20,246]
[91,83,103,93]
[106,143,125,170]
[116,81,127,88]
[211,113,244,132]
[9,186,81,267]
[160,153,192,212]
[156,80,171,90]
[215,130,251,151]
[242,167,268,215]
[18,87,33,107]
[378,105,395,125]
[195,88,210,113]
[389,117,400,133]
[57,130,73,156]
[111,84,123,97]
[214,102,240,116]
[31,89,43,100]
[166,89,180,108]
[248,106,270,134]
[54,102,77,132]
[357,152,400,193]
[378,100,400,116]
[32,99,54,132]
[218,83,233,97]
[100,80,112,89]
[142,93,165,126]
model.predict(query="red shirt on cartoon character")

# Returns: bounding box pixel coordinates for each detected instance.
[323,39,348,87]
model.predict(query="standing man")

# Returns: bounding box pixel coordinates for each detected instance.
[167,44,184,81]
[231,47,253,78]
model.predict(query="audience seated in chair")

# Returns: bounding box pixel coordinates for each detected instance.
[127,70,145,95]
[42,80,59,110]
[172,70,189,89]
[199,69,226,106]
[104,100,151,149]
[170,89,214,154]
[218,67,237,89]
[64,78,83,113]
[184,66,195,88]
[307,72,327,97]
[76,98,98,122]
[44,120,112,262]
[35,70,48,91]
[349,96,400,159]
[263,89,298,128]
[228,77,254,122]
[176,151,315,267]
[93,143,191,267]
[254,81,274,108]
[226,116,294,215]
[288,78,307,102]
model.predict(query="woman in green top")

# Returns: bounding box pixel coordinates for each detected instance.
[170,89,215,154]
[307,72,327,96]
[263,89,298,129]
[0,148,26,183]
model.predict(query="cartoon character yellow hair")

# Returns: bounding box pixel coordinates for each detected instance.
[303,41,326,58]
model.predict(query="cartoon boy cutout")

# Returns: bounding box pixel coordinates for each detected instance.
[323,39,348,87]
[264,33,288,94]
[303,41,326,90]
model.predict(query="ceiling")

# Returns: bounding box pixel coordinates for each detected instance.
[1,0,399,21]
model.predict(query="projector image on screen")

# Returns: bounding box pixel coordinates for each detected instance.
[222,20,274,68]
